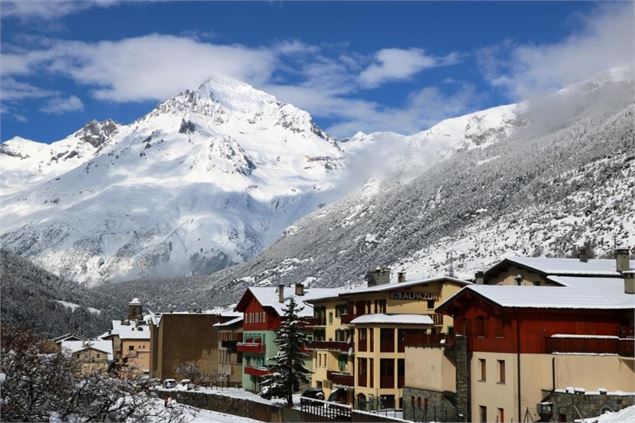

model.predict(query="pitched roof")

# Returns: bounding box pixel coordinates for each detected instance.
[338,276,470,297]
[110,320,151,340]
[438,281,635,312]
[213,315,244,328]
[350,313,434,325]
[235,287,343,317]
[486,256,633,278]
[61,340,114,359]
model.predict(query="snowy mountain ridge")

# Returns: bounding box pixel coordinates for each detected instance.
[7,66,625,287]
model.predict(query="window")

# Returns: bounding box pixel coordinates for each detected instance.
[129,345,134,351]
[498,408,505,422]
[417,397,422,408]
[358,358,367,387]
[427,299,435,309]
[498,360,506,384]
[358,328,367,352]
[338,354,347,371]
[424,398,429,412]
[397,359,405,388]
[369,358,374,387]
[96,353,101,358]
[380,358,394,388]
[318,353,321,367]
[479,406,487,423]
[479,359,486,381]
[495,318,505,338]
[380,328,394,352]
[411,396,415,407]
[378,299,386,313]
[329,312,333,325]
[370,328,374,352]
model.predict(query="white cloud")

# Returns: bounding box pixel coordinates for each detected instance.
[4,34,278,102]
[478,3,634,99]
[1,77,55,100]
[0,0,118,20]
[39,95,84,114]
[359,48,459,88]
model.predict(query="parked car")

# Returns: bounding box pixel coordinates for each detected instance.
[163,378,177,389]
[301,387,325,404]
[328,388,348,404]
[178,379,193,390]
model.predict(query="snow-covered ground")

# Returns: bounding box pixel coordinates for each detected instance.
[577,405,635,423]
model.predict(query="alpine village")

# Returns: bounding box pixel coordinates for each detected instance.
[32,249,635,423]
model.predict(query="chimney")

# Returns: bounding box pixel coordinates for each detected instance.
[615,248,630,272]
[577,246,588,263]
[295,282,305,296]
[365,267,391,286]
[624,271,635,295]
[128,298,142,321]
[398,271,406,283]
[278,284,285,303]
[474,271,485,285]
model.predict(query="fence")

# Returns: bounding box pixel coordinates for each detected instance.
[300,396,352,422]
[355,395,403,420]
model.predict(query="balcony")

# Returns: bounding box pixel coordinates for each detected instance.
[305,317,326,327]
[404,333,456,349]
[430,313,444,325]
[327,370,354,386]
[340,313,358,324]
[244,366,270,377]
[307,340,353,352]
[236,342,265,354]
[546,335,634,357]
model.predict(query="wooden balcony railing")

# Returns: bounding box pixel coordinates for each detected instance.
[546,335,634,357]
[404,333,456,349]
[430,313,444,325]
[306,340,353,352]
[305,317,326,327]
[236,342,265,354]
[327,371,354,386]
[340,313,358,324]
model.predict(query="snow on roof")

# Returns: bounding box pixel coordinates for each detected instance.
[246,287,343,317]
[129,298,141,305]
[110,320,151,340]
[495,256,633,277]
[340,276,470,296]
[61,340,113,359]
[457,283,634,310]
[350,313,434,325]
[213,315,243,328]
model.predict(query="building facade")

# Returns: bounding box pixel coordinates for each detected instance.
[235,283,341,392]
[213,312,244,387]
[402,252,635,423]
[149,312,221,380]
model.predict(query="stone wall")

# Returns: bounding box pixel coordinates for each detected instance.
[402,387,457,422]
[547,390,635,422]
[454,334,470,422]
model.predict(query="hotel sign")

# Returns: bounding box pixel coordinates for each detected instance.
[389,291,439,301]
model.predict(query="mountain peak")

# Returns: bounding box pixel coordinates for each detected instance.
[74,119,120,148]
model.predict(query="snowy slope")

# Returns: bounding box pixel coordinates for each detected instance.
[0,120,120,194]
[0,77,348,285]
[93,65,635,310]
[1,73,525,286]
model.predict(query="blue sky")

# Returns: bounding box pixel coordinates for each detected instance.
[1,1,633,142]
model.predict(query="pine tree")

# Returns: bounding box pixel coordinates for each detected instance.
[260,297,312,406]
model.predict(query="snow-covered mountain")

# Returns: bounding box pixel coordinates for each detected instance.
[93,65,635,311]
[1,74,526,285]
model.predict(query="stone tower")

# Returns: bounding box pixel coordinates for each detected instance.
[128,298,143,321]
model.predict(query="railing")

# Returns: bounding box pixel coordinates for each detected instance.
[305,317,326,326]
[327,370,354,386]
[404,333,456,349]
[244,365,270,377]
[300,396,352,422]
[236,342,265,354]
[546,335,634,357]
[307,340,353,352]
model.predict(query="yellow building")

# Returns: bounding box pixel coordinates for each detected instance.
[61,339,114,374]
[307,270,470,411]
